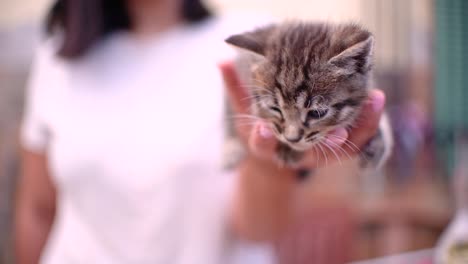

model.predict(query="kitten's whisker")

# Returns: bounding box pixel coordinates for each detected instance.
[244,93,273,99]
[327,140,352,161]
[240,95,256,101]
[246,93,274,101]
[247,101,265,112]
[230,114,262,120]
[245,85,274,94]
[327,135,370,163]
[318,141,332,166]
[252,78,270,87]
[339,140,363,159]
[250,87,273,93]
[248,100,266,107]
[234,122,259,127]
[322,143,329,167]
[233,122,260,128]
[312,145,320,168]
[322,142,342,166]
[241,84,263,88]
[230,116,259,121]
[234,120,258,125]
[317,142,328,167]
[327,135,360,153]
[248,101,261,107]
[227,116,264,126]
[341,139,361,154]
[231,118,261,124]
[241,94,271,102]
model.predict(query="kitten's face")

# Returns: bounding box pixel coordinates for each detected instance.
[226,22,373,151]
[252,64,367,151]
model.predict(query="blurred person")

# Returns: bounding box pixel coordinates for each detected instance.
[13,0,386,263]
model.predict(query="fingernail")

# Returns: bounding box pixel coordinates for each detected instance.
[259,123,273,139]
[371,90,385,112]
[250,123,277,160]
[325,128,348,146]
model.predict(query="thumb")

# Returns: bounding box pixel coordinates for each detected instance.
[218,61,250,115]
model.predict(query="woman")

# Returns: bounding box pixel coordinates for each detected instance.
[14,0,386,263]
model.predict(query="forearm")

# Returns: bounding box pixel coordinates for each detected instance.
[232,154,297,242]
[14,202,54,264]
[15,149,57,264]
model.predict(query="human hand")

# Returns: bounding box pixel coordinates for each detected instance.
[219,60,385,171]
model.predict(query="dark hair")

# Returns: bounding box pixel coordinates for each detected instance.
[46,0,211,59]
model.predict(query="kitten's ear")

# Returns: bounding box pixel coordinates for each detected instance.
[328,36,374,75]
[225,26,275,56]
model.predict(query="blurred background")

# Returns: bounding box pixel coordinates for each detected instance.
[1,0,467,263]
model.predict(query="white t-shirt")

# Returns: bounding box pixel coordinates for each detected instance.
[21,16,275,264]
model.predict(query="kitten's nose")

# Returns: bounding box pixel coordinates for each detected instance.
[284,127,304,143]
[285,135,302,143]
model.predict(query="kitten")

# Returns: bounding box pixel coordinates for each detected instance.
[223,21,393,172]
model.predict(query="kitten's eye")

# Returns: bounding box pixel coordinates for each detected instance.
[304,98,312,108]
[269,107,283,118]
[307,109,328,119]
[269,106,283,115]
[333,102,346,110]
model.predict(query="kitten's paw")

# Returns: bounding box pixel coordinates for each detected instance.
[360,131,386,169]
[360,114,393,170]
[276,143,304,167]
[222,138,245,170]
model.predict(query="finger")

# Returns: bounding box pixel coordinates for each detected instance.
[344,89,385,153]
[248,122,278,160]
[324,127,349,147]
[218,61,250,115]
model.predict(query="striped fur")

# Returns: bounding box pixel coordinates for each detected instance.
[224,21,392,170]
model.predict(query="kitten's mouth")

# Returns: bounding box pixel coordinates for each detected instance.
[288,143,311,151]
[280,137,323,152]
[275,131,330,152]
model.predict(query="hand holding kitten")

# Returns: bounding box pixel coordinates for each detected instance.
[220,61,385,170]
[222,22,392,172]
[222,22,391,242]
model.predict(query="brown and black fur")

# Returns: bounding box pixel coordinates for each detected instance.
[223,21,392,171]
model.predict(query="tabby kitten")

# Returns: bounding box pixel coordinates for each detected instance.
[224,21,393,171]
